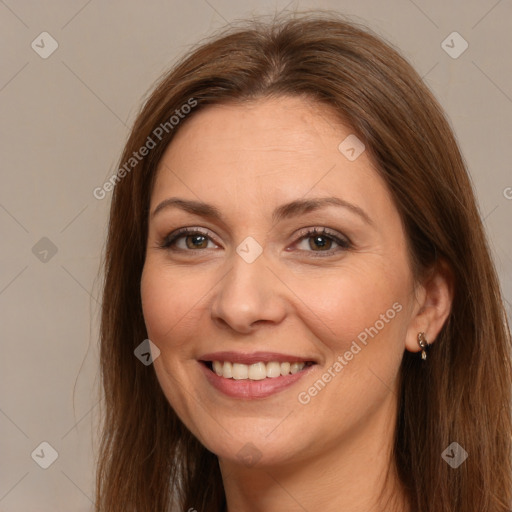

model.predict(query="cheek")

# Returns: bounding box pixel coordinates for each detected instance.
[140,261,205,422]
[140,264,169,341]
[140,261,201,347]
[292,267,408,427]
[295,260,408,352]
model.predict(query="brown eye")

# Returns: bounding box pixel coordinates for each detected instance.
[184,234,209,249]
[160,228,216,251]
[307,234,333,251]
[294,227,351,257]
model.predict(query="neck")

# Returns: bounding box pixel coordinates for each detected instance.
[218,394,410,512]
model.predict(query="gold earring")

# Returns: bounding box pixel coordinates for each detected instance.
[417,332,429,360]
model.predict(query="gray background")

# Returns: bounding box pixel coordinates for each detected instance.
[1,0,511,510]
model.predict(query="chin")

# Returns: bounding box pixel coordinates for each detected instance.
[186,412,317,468]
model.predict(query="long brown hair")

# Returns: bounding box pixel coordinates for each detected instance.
[95,11,512,512]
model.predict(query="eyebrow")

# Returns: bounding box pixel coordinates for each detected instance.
[151,196,374,226]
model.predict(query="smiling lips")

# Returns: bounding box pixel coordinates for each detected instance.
[199,351,317,399]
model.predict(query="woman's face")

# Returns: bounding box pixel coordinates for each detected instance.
[141,96,420,467]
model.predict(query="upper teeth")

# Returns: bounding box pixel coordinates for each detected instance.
[212,361,307,380]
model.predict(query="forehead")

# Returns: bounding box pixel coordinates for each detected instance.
[150,96,391,222]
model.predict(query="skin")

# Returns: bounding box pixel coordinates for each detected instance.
[140,96,453,512]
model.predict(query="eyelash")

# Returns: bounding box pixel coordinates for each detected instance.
[157,226,352,257]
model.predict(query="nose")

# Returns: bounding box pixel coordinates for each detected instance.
[210,247,288,334]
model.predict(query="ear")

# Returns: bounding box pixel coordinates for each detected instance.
[404,258,455,354]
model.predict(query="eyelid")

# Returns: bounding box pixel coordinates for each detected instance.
[294,226,351,246]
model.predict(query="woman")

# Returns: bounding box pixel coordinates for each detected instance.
[95,11,512,512]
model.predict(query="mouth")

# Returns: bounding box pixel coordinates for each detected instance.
[200,360,316,380]
[197,352,318,399]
